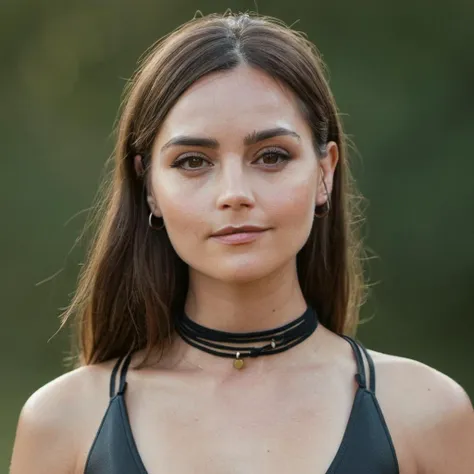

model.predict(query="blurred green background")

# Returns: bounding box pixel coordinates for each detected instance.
[2,0,473,469]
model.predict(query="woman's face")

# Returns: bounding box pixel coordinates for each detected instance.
[147,65,337,283]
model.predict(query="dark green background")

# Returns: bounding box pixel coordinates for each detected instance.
[2,1,473,469]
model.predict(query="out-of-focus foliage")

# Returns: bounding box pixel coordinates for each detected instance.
[1,0,473,469]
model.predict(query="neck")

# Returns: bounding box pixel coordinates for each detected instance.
[165,262,323,376]
[184,261,308,333]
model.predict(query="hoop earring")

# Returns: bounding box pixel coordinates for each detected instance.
[315,177,331,218]
[149,212,165,230]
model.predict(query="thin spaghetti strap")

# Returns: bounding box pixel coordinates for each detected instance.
[341,335,367,389]
[358,343,376,393]
[109,355,126,398]
[117,353,133,396]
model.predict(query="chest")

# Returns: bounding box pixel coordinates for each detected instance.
[126,374,358,474]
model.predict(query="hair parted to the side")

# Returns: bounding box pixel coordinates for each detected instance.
[61,11,368,367]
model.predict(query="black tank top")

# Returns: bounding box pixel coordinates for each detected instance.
[84,336,399,473]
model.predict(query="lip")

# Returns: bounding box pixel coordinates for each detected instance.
[211,225,269,237]
[210,225,270,245]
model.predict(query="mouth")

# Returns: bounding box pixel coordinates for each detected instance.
[210,226,270,245]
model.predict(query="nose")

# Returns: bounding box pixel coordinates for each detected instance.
[215,159,256,211]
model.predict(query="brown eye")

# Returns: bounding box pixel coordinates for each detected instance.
[187,157,205,168]
[261,153,281,165]
[171,154,212,171]
[255,149,291,167]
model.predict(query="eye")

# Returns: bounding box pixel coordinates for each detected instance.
[171,153,212,171]
[254,148,292,167]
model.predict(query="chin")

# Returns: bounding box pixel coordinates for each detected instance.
[194,252,292,284]
[212,266,272,284]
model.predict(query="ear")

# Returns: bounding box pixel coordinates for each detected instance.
[147,194,162,218]
[316,141,339,207]
[135,154,163,217]
[134,154,145,177]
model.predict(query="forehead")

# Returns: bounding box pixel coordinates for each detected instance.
[155,65,310,143]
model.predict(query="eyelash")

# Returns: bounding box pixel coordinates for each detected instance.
[170,147,292,172]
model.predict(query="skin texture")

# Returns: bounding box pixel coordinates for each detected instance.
[10,65,474,474]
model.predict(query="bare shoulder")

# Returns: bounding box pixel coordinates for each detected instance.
[10,361,115,474]
[368,349,474,473]
[368,349,472,413]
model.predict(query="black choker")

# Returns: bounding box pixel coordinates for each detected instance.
[174,306,318,370]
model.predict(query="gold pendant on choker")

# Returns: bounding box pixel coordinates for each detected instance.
[233,351,244,370]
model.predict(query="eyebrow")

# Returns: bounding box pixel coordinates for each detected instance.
[160,127,301,152]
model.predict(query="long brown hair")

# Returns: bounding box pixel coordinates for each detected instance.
[61,12,367,366]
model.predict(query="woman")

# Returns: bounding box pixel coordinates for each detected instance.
[11,12,473,474]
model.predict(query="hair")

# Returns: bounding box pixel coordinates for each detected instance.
[61,11,367,366]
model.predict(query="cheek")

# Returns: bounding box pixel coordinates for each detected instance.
[151,174,209,252]
[264,176,316,232]
[165,202,205,245]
